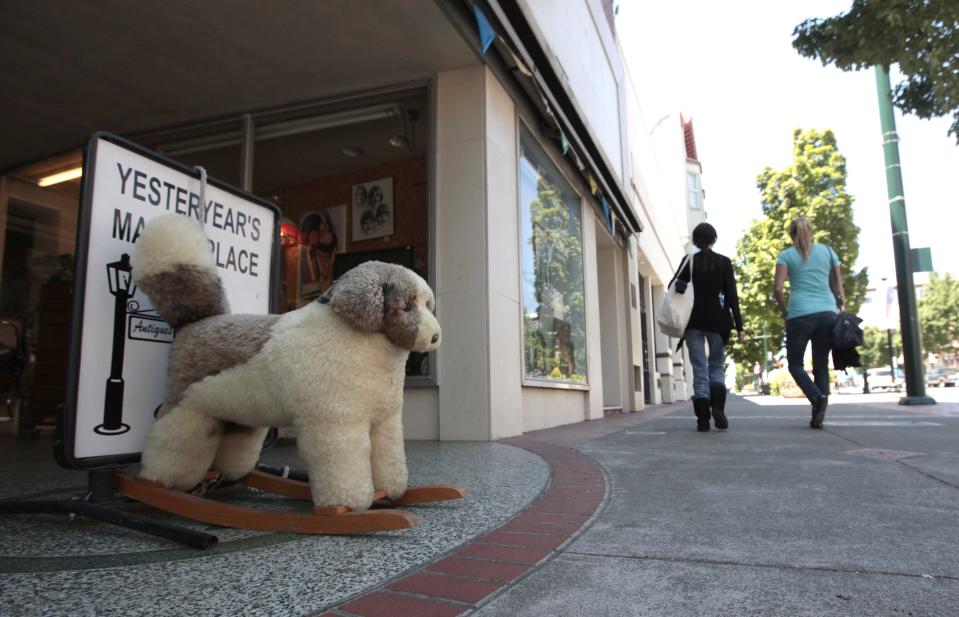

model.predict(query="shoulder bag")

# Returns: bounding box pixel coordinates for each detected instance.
[657,252,694,338]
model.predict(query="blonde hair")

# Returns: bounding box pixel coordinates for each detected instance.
[789,217,814,262]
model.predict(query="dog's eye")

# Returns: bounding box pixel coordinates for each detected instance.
[404,300,414,312]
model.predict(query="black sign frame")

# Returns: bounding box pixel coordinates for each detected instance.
[55,132,282,470]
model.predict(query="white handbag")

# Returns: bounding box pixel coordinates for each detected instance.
[657,252,694,338]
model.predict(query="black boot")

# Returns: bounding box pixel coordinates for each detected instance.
[810,395,828,429]
[709,382,728,430]
[693,397,711,432]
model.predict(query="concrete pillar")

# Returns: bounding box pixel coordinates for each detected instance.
[597,243,631,411]
[484,69,524,439]
[434,66,524,440]
[435,66,491,441]
[582,208,604,421]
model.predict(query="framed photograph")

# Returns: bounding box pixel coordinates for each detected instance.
[299,206,344,298]
[351,177,393,241]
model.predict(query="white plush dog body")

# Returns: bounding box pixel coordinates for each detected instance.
[132,214,440,511]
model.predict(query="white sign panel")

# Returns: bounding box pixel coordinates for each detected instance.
[64,134,277,466]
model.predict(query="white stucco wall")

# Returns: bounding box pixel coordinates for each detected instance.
[402,388,438,440]
[621,66,687,283]
[518,0,625,185]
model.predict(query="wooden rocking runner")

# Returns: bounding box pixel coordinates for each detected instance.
[114,470,465,535]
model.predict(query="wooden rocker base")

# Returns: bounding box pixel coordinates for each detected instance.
[114,472,419,534]
[239,469,466,506]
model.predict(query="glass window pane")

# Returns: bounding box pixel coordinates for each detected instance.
[518,124,588,385]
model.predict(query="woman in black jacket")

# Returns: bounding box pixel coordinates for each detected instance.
[675,223,745,431]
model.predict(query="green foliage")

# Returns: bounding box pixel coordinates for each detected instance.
[917,272,959,354]
[768,369,804,398]
[731,129,868,372]
[793,0,959,142]
[734,362,756,392]
[861,326,902,369]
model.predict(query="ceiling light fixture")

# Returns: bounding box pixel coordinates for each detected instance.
[340,146,366,158]
[160,104,401,157]
[37,166,83,187]
[388,135,409,149]
[389,109,419,152]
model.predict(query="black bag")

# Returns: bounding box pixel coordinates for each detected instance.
[832,312,863,350]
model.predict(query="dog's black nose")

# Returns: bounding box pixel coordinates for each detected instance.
[431,333,439,344]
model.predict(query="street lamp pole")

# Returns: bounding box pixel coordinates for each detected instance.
[874,65,934,405]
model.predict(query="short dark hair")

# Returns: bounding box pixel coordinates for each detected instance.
[691,222,717,249]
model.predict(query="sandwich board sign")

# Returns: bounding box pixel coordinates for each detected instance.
[56,132,280,469]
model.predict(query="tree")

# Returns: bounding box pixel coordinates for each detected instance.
[731,129,869,374]
[861,326,901,369]
[793,0,959,142]
[917,272,959,354]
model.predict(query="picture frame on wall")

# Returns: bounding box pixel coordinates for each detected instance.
[299,206,346,299]
[351,177,394,241]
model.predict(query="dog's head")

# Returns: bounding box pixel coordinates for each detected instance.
[318,261,441,353]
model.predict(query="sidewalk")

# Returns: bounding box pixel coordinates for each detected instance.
[3,391,958,616]
[473,391,959,617]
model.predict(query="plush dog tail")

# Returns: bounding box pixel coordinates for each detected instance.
[132,214,229,328]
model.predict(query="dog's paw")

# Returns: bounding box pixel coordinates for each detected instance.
[340,494,374,512]
[377,477,409,502]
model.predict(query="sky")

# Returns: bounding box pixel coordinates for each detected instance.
[616,0,959,284]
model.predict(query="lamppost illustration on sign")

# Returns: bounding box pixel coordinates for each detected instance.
[96,254,135,435]
[96,253,176,436]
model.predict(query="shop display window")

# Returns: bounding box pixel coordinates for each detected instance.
[518,124,588,385]
[248,90,431,378]
[0,159,81,435]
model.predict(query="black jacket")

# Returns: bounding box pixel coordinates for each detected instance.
[831,312,864,370]
[674,248,743,343]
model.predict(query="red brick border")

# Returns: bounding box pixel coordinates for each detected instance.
[318,438,606,617]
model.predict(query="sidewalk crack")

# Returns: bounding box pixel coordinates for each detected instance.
[825,430,959,490]
[566,550,959,581]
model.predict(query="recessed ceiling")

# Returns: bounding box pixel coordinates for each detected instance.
[0,0,476,171]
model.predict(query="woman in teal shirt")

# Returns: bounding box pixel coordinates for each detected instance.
[773,217,845,429]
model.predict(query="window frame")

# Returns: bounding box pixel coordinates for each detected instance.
[687,171,703,210]
[515,119,590,391]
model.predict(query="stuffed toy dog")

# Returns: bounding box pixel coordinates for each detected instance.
[131,214,441,511]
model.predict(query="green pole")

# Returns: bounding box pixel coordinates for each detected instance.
[874,65,934,405]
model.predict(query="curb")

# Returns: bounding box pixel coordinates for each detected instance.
[317,439,608,617]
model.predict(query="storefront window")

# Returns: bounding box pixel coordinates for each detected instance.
[148,90,432,378]
[249,91,431,377]
[0,165,81,436]
[518,125,588,385]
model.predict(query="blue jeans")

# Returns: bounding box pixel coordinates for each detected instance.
[786,311,837,403]
[686,329,725,399]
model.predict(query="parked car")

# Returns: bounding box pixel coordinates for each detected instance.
[834,368,863,391]
[866,368,904,392]
[925,367,956,388]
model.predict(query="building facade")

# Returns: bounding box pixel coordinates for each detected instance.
[0,1,700,442]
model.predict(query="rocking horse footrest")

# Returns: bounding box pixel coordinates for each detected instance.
[114,473,418,534]
[238,470,466,505]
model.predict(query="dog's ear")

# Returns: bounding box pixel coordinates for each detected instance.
[318,261,394,332]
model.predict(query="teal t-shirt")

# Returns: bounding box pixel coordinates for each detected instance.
[776,243,840,318]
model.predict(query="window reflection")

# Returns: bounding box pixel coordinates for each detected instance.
[519,125,587,384]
